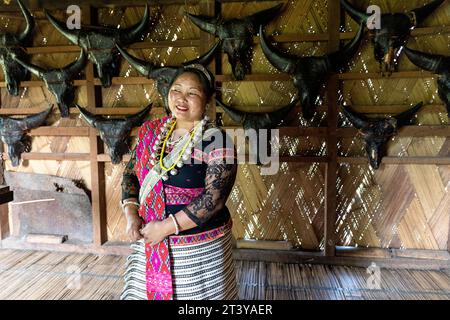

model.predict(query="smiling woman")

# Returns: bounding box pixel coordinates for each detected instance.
[120,64,238,300]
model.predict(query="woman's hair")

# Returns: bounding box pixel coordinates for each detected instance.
[170,64,215,101]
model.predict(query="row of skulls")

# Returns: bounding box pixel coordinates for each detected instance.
[0,0,448,169]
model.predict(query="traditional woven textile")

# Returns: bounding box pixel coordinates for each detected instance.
[134,117,173,300]
[121,221,238,300]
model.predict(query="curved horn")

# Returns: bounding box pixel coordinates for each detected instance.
[340,0,369,24]
[327,23,365,72]
[76,104,103,128]
[13,55,46,79]
[404,47,445,74]
[126,103,152,127]
[259,25,297,74]
[183,41,221,66]
[16,0,35,43]
[411,0,444,25]
[341,105,368,129]
[215,99,245,124]
[116,43,154,77]
[20,105,53,130]
[44,9,79,45]
[64,50,87,77]
[119,5,150,45]
[394,102,424,126]
[247,3,284,32]
[185,12,218,36]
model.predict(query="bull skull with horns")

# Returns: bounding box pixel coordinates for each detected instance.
[186,3,283,80]
[116,41,220,114]
[13,50,87,118]
[260,24,364,119]
[404,47,450,118]
[216,98,298,164]
[76,104,152,164]
[0,0,35,96]
[342,102,424,169]
[44,5,149,88]
[0,105,53,167]
[340,0,444,75]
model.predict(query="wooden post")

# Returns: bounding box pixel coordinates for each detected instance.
[83,5,108,246]
[324,0,341,257]
[0,186,13,241]
[199,0,217,121]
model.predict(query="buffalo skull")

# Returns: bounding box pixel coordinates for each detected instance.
[186,3,283,80]
[14,50,87,118]
[342,102,424,169]
[260,24,364,119]
[0,0,35,96]
[216,98,298,164]
[45,5,149,88]
[404,47,450,118]
[77,104,152,164]
[116,41,220,114]
[341,0,444,75]
[0,105,53,167]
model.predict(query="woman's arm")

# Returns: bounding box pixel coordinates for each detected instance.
[121,147,144,241]
[177,160,237,229]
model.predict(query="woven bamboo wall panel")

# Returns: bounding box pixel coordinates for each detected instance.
[337,163,449,250]
[227,163,325,250]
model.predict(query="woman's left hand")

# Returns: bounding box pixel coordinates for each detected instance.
[140,220,171,246]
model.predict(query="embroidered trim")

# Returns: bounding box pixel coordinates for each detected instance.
[164,185,204,205]
[169,220,233,247]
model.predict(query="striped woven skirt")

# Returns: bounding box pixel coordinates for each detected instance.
[120,222,238,300]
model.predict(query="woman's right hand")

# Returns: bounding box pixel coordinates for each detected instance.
[125,208,144,242]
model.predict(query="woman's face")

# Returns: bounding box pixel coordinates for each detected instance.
[168,72,207,123]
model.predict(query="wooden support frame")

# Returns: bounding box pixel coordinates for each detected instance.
[0,0,448,258]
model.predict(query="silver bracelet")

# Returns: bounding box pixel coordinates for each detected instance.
[121,200,140,212]
[169,214,180,235]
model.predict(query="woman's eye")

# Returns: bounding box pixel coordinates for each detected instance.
[189,92,199,96]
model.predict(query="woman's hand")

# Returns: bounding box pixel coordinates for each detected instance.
[140,219,174,246]
[125,209,143,242]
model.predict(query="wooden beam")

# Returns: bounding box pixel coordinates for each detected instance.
[324,0,341,257]
[0,186,13,241]
[1,152,90,161]
[233,249,450,270]
[83,6,108,247]
[337,157,450,165]
[337,126,450,137]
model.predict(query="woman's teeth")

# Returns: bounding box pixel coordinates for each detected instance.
[176,105,188,111]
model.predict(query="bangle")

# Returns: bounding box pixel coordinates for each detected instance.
[121,200,140,212]
[169,214,179,235]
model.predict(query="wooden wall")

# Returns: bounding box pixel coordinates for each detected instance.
[0,0,449,257]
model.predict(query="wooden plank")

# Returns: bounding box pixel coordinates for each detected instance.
[337,157,450,165]
[337,126,450,137]
[0,80,87,88]
[233,249,450,270]
[324,0,340,257]
[339,71,434,80]
[236,240,294,251]
[26,234,68,244]
[1,152,90,161]
[0,203,11,241]
[0,107,166,116]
